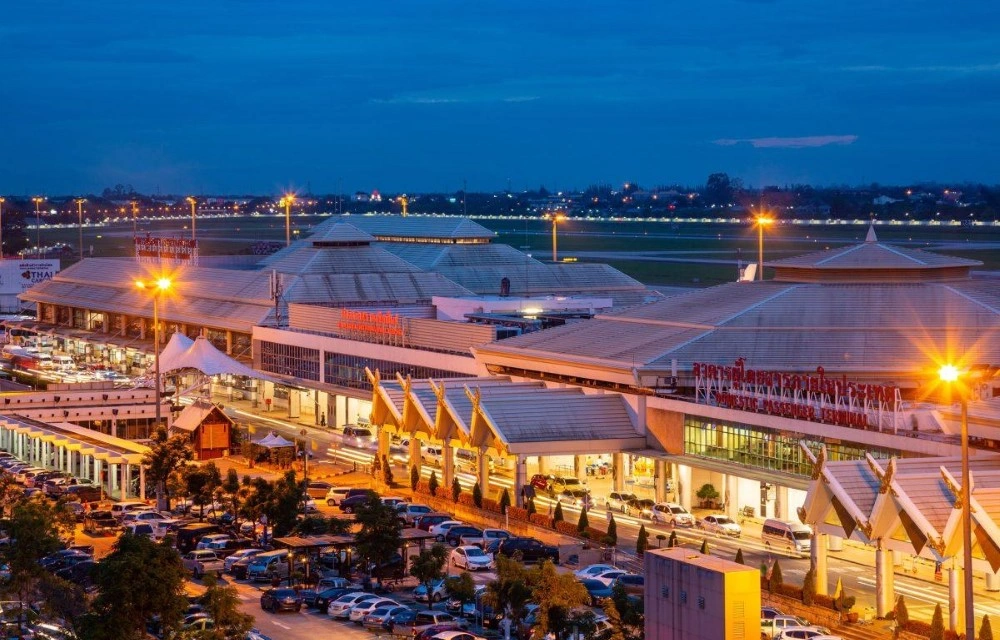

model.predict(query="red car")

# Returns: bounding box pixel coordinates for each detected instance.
[529,474,550,491]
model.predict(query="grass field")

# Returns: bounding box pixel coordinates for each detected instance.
[36,214,1000,288]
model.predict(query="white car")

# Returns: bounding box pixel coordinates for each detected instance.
[224,548,263,572]
[450,545,495,571]
[651,502,694,526]
[698,514,742,537]
[429,521,464,540]
[325,487,351,506]
[591,568,628,587]
[573,564,618,581]
[777,627,838,640]
[122,510,169,525]
[196,534,232,550]
[348,598,400,623]
[328,592,379,619]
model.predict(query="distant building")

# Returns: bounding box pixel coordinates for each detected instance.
[872,195,900,206]
[645,547,760,640]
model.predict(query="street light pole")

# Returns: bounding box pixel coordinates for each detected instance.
[0,197,5,258]
[137,278,172,430]
[32,197,44,258]
[187,197,197,241]
[549,212,566,262]
[282,195,295,247]
[940,364,976,638]
[756,212,773,281]
[75,199,86,261]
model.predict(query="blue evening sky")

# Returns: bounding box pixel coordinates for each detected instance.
[2,1,999,195]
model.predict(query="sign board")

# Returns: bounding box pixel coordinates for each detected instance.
[337,308,407,346]
[693,358,902,433]
[0,259,60,295]
[135,235,199,265]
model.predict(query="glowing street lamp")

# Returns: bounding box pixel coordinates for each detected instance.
[938,363,975,639]
[75,198,86,261]
[135,277,172,430]
[131,200,139,237]
[755,212,774,281]
[186,197,197,241]
[32,197,44,258]
[547,212,567,262]
[281,194,296,247]
[0,197,5,258]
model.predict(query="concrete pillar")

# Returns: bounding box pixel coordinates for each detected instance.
[139,318,146,340]
[335,395,347,428]
[949,563,965,632]
[477,447,490,498]
[139,465,146,501]
[377,429,391,464]
[102,315,109,333]
[875,543,894,618]
[515,455,527,508]
[537,456,547,475]
[573,455,582,479]
[892,550,903,567]
[612,452,625,492]
[725,474,738,519]
[442,444,454,490]
[828,534,844,552]
[654,460,668,502]
[812,531,829,596]
[408,436,421,470]
[288,390,301,419]
[225,330,233,355]
[677,464,692,510]
[775,485,789,520]
[987,571,1000,592]
[124,464,132,499]
[94,459,102,496]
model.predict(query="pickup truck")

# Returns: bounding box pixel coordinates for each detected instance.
[181,550,226,578]
[82,510,118,536]
[760,615,812,639]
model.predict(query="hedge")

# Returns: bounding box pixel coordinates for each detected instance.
[529,514,551,528]
[507,506,528,522]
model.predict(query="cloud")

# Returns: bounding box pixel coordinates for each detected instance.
[713,135,859,148]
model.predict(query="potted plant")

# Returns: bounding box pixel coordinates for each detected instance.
[696,483,720,509]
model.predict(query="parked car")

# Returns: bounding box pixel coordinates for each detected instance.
[259,588,303,613]
[414,578,449,603]
[382,608,418,632]
[450,545,494,571]
[528,474,550,491]
[328,592,380,619]
[463,528,510,549]
[776,628,836,640]
[410,611,464,636]
[62,484,103,503]
[444,526,483,547]
[613,574,644,596]
[349,598,401,624]
[339,493,377,513]
[579,578,614,605]
[761,615,813,639]
[363,604,411,631]
[196,534,233,551]
[496,538,559,564]
[224,548,263,573]
[651,502,694,526]
[590,568,627,587]
[324,487,352,506]
[624,498,655,519]
[415,513,454,531]
[604,492,638,512]
[181,550,225,578]
[305,481,334,499]
[397,503,434,525]
[429,520,464,541]
[698,514,742,537]
[573,564,618,581]
[82,510,118,535]
[302,586,353,610]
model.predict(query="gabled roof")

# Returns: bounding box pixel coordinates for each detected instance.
[310,215,496,241]
[260,245,422,275]
[309,222,376,244]
[172,399,233,432]
[771,242,981,270]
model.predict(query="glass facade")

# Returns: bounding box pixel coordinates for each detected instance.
[324,352,467,391]
[683,415,896,477]
[258,341,321,381]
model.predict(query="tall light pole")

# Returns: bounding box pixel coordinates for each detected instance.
[75,198,86,261]
[32,197,44,258]
[755,212,774,281]
[187,197,197,241]
[0,197,5,258]
[136,277,172,430]
[548,212,566,262]
[131,200,139,237]
[281,194,296,247]
[939,364,975,640]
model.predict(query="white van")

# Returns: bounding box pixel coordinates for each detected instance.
[51,355,74,371]
[761,519,813,554]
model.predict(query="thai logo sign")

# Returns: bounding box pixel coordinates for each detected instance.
[693,358,901,432]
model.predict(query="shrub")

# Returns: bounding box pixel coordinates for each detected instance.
[699,539,709,554]
[507,506,528,522]
[981,614,994,640]
[777,583,803,600]
[428,471,439,497]
[813,593,834,610]
[555,520,579,537]
[696,483,719,503]
[768,560,783,593]
[606,514,618,546]
[499,488,511,515]
[529,513,551,528]
[382,455,393,485]
[410,465,419,491]
[894,595,909,627]
[586,526,607,542]
[802,567,816,606]
[483,498,500,513]
[451,477,461,502]
[526,499,536,516]
[553,502,564,524]
[457,494,475,508]
[833,587,855,613]
[577,506,589,533]
[904,620,932,637]
[734,548,745,565]
[472,482,483,508]
[930,604,944,640]
[636,525,648,556]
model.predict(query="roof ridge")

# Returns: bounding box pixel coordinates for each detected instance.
[814,243,866,266]
[875,243,927,266]
[942,284,1000,316]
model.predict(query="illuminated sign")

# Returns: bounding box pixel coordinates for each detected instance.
[337,309,407,346]
[693,358,901,432]
[0,260,60,295]
[135,236,199,265]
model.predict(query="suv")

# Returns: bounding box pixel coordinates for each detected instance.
[339,491,379,513]
[605,492,638,512]
[397,503,433,525]
[496,537,559,564]
[651,502,694,526]
[410,610,463,635]
[325,487,351,506]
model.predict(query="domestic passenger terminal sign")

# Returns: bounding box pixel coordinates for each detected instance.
[693,358,902,432]
[0,260,60,294]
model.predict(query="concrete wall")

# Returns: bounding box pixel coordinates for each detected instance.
[647,407,684,454]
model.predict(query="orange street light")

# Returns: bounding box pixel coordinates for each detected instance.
[186,197,197,241]
[75,198,87,261]
[32,197,45,258]
[135,277,173,431]
[281,194,296,247]
[547,212,567,262]
[755,212,774,281]
[938,363,975,639]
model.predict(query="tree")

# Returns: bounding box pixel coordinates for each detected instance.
[577,506,589,532]
[532,560,590,639]
[84,533,188,640]
[526,498,537,516]
[929,603,944,640]
[802,566,816,605]
[699,539,709,555]
[981,614,994,640]
[428,471,439,497]
[734,548,745,565]
[410,465,420,491]
[635,525,648,556]
[499,488,511,515]
[553,502,564,524]
[484,555,536,636]
[894,595,909,628]
[768,560,783,593]
[142,426,194,511]
[410,544,449,609]
[704,172,742,206]
[444,571,476,609]
[610,582,644,635]
[199,573,254,640]
[451,477,461,503]
[668,531,677,548]
[605,513,618,546]
[221,468,242,524]
[381,455,393,486]
[601,597,627,640]
[183,462,223,520]
[354,494,402,580]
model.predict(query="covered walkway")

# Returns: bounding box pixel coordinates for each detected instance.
[0,414,149,500]
[799,445,1000,631]
[368,369,646,505]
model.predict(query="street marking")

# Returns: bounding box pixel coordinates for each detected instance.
[270,621,291,630]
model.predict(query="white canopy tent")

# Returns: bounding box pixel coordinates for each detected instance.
[158,336,262,379]
[255,432,294,448]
